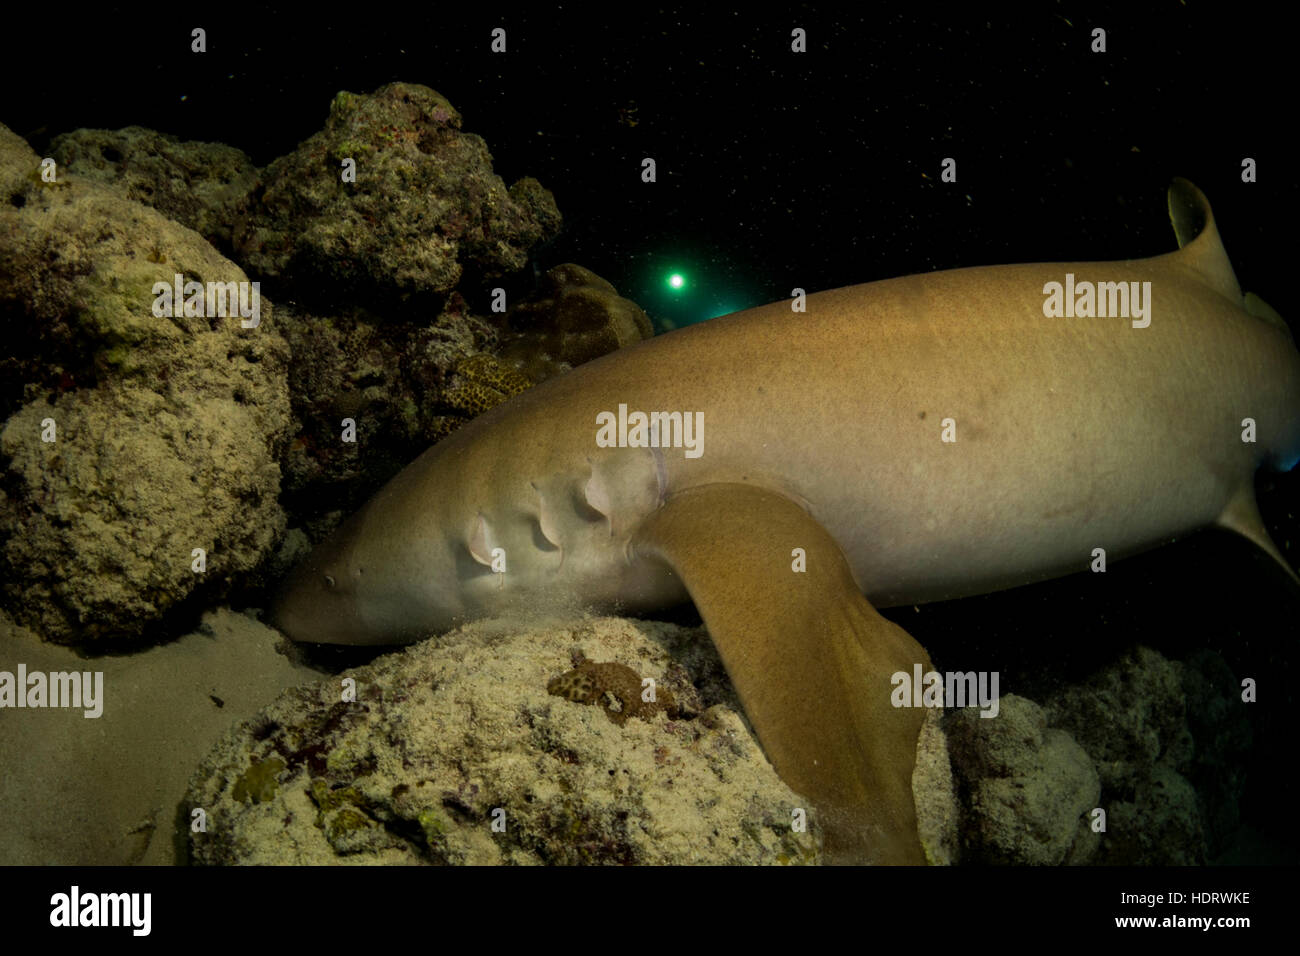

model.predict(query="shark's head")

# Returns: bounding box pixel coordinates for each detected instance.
[270,481,478,646]
[270,509,377,644]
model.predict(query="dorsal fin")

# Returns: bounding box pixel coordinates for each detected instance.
[1167,178,1242,303]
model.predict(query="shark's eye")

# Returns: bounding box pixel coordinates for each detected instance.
[323,574,336,590]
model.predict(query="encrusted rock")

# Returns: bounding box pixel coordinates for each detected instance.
[1179,649,1251,857]
[1043,645,1229,865]
[1045,645,1192,793]
[946,694,1100,865]
[547,656,679,726]
[232,83,561,308]
[0,123,291,642]
[1099,764,1205,866]
[912,708,960,865]
[499,263,653,382]
[186,616,824,865]
[47,126,259,249]
[276,298,499,522]
[942,646,1245,865]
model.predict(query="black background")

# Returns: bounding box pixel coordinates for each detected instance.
[4,5,1293,328]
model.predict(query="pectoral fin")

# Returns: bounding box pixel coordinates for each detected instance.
[633,483,931,864]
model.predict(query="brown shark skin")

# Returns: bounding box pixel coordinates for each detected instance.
[274,182,1300,645]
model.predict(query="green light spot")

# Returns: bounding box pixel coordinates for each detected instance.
[667,273,686,291]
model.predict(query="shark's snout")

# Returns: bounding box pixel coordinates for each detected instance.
[269,524,373,644]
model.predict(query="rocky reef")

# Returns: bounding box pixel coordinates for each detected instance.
[185,617,824,865]
[48,126,259,251]
[942,645,1248,865]
[0,124,292,642]
[231,83,561,310]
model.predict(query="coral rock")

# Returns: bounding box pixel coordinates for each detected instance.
[0,123,292,642]
[231,83,561,309]
[547,657,679,726]
[48,126,259,249]
[500,263,654,381]
[186,616,824,865]
[1043,645,1236,864]
[947,695,1100,865]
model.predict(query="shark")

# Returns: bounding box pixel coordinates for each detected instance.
[272,180,1300,864]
